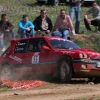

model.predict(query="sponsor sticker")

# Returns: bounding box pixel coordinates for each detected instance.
[9,54,22,63]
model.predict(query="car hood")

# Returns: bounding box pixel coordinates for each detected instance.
[59,48,100,59]
[73,48,100,59]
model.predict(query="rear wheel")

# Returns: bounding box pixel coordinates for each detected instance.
[0,64,14,80]
[59,60,72,83]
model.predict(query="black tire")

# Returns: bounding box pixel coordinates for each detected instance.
[59,60,72,83]
[0,64,14,80]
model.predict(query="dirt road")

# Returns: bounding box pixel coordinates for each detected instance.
[0,79,100,100]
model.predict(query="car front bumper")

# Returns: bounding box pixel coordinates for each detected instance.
[73,59,100,77]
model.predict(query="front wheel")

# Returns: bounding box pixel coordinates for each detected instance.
[60,60,72,83]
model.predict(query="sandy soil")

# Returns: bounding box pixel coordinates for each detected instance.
[0,79,100,100]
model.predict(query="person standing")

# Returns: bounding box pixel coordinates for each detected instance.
[69,0,84,34]
[84,1,100,33]
[33,9,53,36]
[52,9,76,39]
[18,14,35,38]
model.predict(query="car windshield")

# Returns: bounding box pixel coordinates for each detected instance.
[49,39,80,50]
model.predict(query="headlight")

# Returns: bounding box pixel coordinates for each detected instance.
[83,54,88,58]
[79,53,88,58]
[79,53,83,58]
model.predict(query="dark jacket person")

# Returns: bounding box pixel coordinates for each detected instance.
[33,9,53,36]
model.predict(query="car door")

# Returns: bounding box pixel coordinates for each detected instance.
[13,38,55,75]
[24,38,55,74]
[13,39,32,75]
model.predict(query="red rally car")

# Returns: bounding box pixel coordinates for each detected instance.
[0,36,100,83]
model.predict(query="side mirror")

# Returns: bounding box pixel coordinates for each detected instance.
[41,45,51,51]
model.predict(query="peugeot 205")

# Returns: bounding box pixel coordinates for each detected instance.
[0,36,100,83]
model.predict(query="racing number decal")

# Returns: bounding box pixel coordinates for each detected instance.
[32,55,39,64]
[32,52,39,64]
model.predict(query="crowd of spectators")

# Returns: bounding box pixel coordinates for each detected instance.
[0,1,100,52]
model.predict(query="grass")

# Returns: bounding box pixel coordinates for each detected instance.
[0,0,89,28]
[0,0,100,52]
[0,0,92,31]
[0,83,10,93]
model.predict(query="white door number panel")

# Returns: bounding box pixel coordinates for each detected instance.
[32,52,39,64]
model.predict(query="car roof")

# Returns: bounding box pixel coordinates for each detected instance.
[11,36,68,42]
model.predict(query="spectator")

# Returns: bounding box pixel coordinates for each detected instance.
[69,0,84,34]
[33,9,53,36]
[84,1,100,33]
[52,9,76,39]
[0,14,15,51]
[18,14,35,38]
